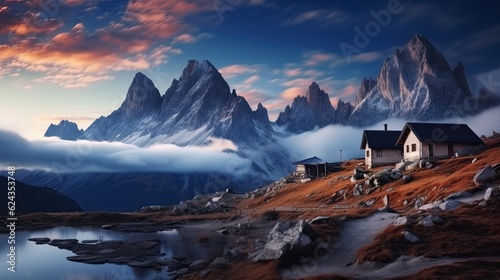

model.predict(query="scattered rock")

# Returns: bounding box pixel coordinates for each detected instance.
[81,240,98,244]
[418,204,436,211]
[392,216,414,226]
[403,199,408,206]
[419,216,435,227]
[492,164,500,176]
[425,161,434,169]
[402,175,413,183]
[414,198,424,209]
[127,260,156,268]
[418,215,443,227]
[478,201,488,207]
[309,216,330,224]
[439,200,464,211]
[406,162,419,171]
[365,199,375,207]
[209,257,228,269]
[484,187,500,201]
[385,187,395,192]
[383,195,389,208]
[216,229,229,236]
[446,191,472,200]
[189,260,208,271]
[473,165,497,186]
[472,158,478,164]
[353,184,363,197]
[355,167,369,174]
[402,231,419,243]
[28,237,51,244]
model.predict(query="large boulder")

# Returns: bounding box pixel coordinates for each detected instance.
[406,162,420,171]
[473,165,497,186]
[438,200,464,211]
[250,220,317,261]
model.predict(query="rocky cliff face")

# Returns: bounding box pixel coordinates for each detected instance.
[347,35,478,126]
[355,78,377,105]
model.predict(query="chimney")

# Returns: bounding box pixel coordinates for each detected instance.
[384,124,387,131]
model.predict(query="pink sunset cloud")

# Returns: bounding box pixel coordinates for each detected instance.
[219,64,258,78]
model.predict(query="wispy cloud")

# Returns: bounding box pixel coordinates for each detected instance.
[219,64,259,79]
[0,129,252,176]
[281,9,350,27]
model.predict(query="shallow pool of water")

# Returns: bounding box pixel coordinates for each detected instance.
[0,226,229,280]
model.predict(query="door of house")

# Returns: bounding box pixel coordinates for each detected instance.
[428,144,434,158]
[448,144,454,156]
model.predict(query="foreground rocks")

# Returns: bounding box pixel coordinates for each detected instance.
[249,220,317,261]
[473,165,497,186]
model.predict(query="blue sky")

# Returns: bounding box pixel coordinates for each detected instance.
[1,0,499,139]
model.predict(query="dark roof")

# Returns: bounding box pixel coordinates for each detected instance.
[292,156,326,165]
[396,122,483,145]
[360,130,403,149]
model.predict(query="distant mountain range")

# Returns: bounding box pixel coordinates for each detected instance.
[29,35,499,211]
[276,35,498,132]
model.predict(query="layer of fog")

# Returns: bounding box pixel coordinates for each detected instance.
[278,106,500,163]
[0,130,251,176]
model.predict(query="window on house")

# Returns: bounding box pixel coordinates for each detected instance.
[406,145,409,153]
[376,150,383,157]
[366,150,370,157]
[411,143,417,152]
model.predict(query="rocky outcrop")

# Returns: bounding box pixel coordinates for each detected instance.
[250,220,317,261]
[355,77,377,105]
[473,165,497,186]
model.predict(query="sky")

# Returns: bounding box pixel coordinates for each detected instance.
[1,0,500,139]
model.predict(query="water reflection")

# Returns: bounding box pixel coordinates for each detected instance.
[0,226,229,280]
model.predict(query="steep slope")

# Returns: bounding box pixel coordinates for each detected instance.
[81,72,162,142]
[44,120,84,140]
[355,78,377,105]
[276,82,337,133]
[348,35,478,126]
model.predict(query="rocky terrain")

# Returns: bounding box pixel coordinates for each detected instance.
[4,134,498,279]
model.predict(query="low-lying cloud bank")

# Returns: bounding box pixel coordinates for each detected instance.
[0,131,251,176]
[279,106,500,163]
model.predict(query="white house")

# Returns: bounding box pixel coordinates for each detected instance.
[360,124,403,168]
[396,122,483,162]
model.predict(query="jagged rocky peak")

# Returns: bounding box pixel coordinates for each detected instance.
[275,82,337,133]
[181,60,199,80]
[348,35,478,127]
[355,77,377,105]
[180,59,219,81]
[44,119,84,140]
[254,102,270,123]
[453,61,472,97]
[306,82,330,109]
[405,34,450,71]
[119,72,162,119]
